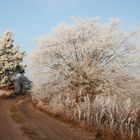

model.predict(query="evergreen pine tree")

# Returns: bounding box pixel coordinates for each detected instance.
[0,32,25,91]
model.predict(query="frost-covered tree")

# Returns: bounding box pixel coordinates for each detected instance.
[14,74,32,95]
[31,18,140,101]
[31,18,140,140]
[0,32,25,91]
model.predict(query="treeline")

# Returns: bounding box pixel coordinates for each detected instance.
[31,18,140,140]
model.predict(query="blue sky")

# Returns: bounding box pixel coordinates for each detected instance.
[0,0,140,53]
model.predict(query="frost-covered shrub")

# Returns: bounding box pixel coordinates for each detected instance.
[0,89,13,97]
[33,93,140,139]
[75,95,140,140]
[0,90,4,96]
[90,95,139,140]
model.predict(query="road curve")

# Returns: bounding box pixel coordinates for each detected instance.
[0,96,95,140]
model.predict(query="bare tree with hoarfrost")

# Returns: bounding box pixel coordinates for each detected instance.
[31,18,140,139]
[31,18,140,101]
[0,32,25,95]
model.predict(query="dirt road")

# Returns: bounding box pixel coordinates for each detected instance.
[0,96,95,140]
[0,97,27,140]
